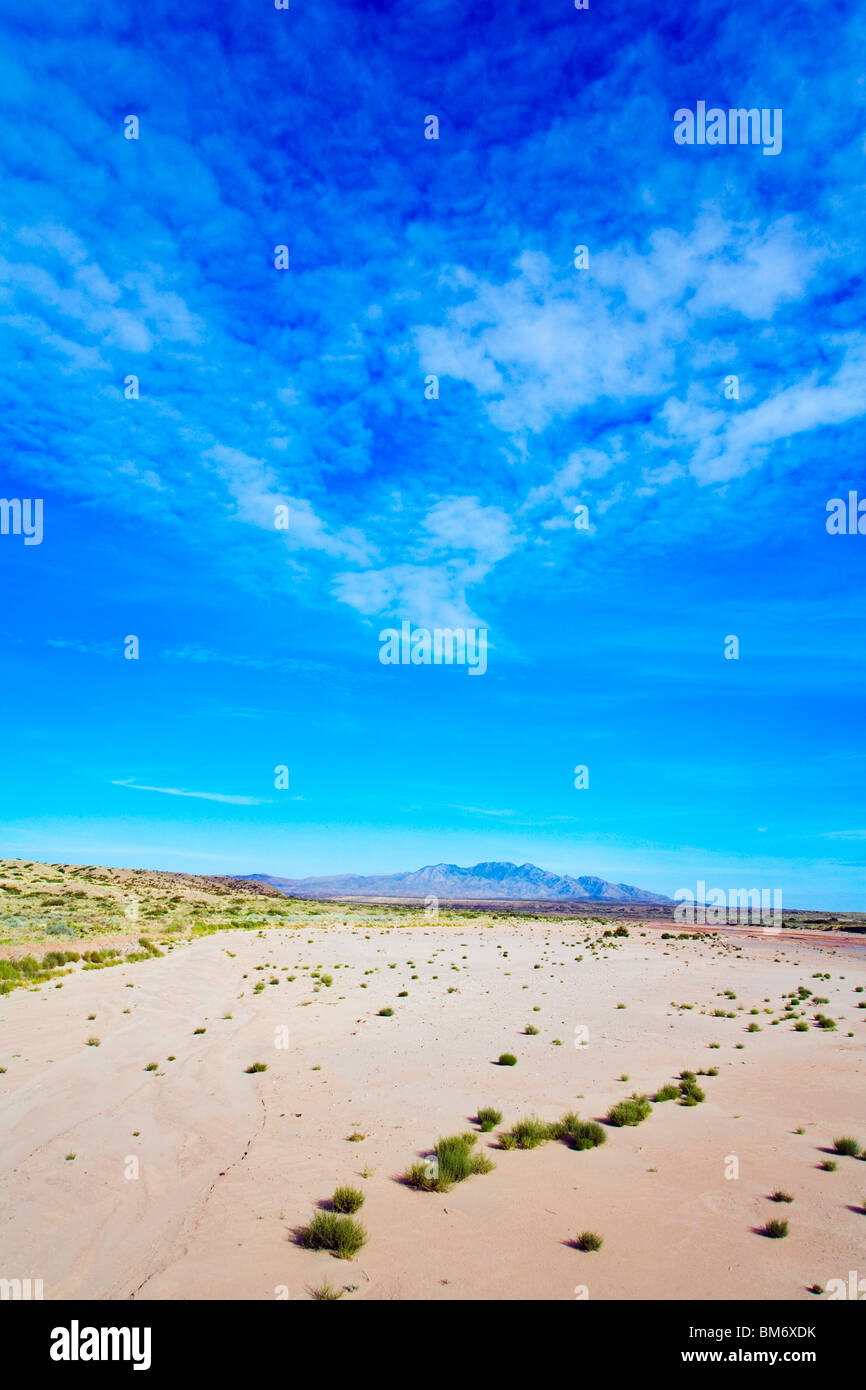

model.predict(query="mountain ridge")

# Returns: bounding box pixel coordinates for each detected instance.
[239,860,672,903]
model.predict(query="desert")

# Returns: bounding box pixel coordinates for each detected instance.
[1,859,864,1302]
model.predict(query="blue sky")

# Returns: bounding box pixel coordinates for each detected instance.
[1,0,864,907]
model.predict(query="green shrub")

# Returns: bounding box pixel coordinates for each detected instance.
[246,1061,268,1073]
[311,1279,343,1300]
[655,1084,680,1102]
[576,1231,603,1251]
[377,1007,394,1017]
[42,950,79,968]
[679,1079,705,1105]
[507,1116,555,1150]
[332,1186,364,1214]
[771,1191,794,1203]
[607,1094,652,1127]
[554,1113,606,1150]
[405,1134,494,1192]
[300,1212,367,1259]
[764,1219,788,1238]
[498,1053,517,1066]
[477,1106,502,1132]
[833,1136,862,1158]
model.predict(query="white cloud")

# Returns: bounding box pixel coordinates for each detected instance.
[205,444,375,564]
[332,561,485,630]
[659,339,866,483]
[413,214,830,459]
[420,496,519,568]
[111,778,269,805]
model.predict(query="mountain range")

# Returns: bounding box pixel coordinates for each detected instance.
[239,861,672,903]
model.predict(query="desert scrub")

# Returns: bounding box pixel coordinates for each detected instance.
[771,1191,794,1203]
[498,1053,517,1066]
[377,1007,394,1017]
[405,1134,494,1192]
[764,1219,789,1239]
[503,1116,556,1150]
[554,1113,606,1150]
[246,1061,268,1073]
[655,1084,680,1102]
[821,1160,837,1172]
[311,1279,343,1300]
[299,1212,367,1260]
[144,1062,158,1072]
[679,1079,705,1106]
[332,1185,364,1214]
[86,1037,100,1047]
[833,1136,862,1157]
[477,1106,502,1132]
[523,1024,539,1035]
[576,1231,603,1251]
[607,1093,652,1127]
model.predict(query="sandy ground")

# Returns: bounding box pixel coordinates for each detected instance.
[1,920,864,1301]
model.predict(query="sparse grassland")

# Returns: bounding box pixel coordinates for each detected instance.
[3,856,865,1301]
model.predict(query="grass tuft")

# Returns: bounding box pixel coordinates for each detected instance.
[655,1084,680,1102]
[505,1115,556,1150]
[607,1093,652,1127]
[405,1133,494,1192]
[833,1136,862,1158]
[576,1230,603,1251]
[477,1106,502,1132]
[332,1185,364,1214]
[299,1212,367,1260]
[554,1113,606,1150]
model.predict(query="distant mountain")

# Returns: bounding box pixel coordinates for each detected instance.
[239,861,671,903]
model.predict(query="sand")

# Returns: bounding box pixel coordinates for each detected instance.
[1,920,864,1300]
